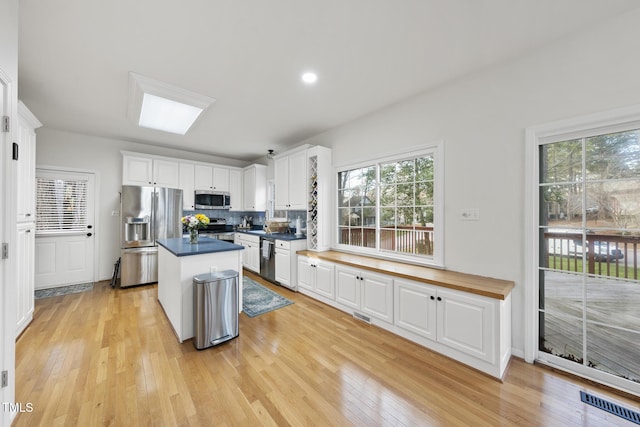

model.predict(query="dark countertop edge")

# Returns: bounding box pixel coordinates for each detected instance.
[235,229,307,241]
[157,237,244,257]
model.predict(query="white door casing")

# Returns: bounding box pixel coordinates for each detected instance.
[34,168,96,289]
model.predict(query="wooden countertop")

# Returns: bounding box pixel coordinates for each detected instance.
[297,250,514,300]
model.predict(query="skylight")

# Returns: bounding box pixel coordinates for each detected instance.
[128,72,215,135]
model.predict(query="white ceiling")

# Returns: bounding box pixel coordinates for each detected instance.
[18,0,640,162]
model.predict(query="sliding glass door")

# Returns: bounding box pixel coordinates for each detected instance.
[538,129,640,390]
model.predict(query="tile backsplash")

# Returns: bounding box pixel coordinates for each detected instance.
[182,209,307,231]
[183,209,266,227]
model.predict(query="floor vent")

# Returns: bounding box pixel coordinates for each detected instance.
[580,391,640,424]
[353,312,371,324]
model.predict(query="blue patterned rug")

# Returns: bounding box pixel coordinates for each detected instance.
[34,283,94,299]
[242,277,293,317]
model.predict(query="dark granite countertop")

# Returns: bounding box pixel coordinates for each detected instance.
[235,229,307,241]
[157,237,244,257]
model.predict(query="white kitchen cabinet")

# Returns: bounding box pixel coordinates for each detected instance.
[16,102,40,338]
[335,265,394,324]
[17,104,40,223]
[122,154,179,188]
[243,164,266,211]
[194,164,229,191]
[394,278,501,368]
[394,278,438,341]
[297,255,335,300]
[297,250,512,378]
[179,162,195,210]
[16,222,35,337]
[234,233,260,273]
[436,287,496,364]
[275,148,307,210]
[274,239,307,290]
[228,169,242,211]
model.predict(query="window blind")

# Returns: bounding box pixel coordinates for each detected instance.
[36,177,88,233]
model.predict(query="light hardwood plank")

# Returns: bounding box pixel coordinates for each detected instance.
[13,271,639,426]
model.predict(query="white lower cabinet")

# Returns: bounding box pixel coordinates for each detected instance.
[393,277,508,377]
[234,233,260,273]
[16,223,35,337]
[297,255,511,379]
[274,239,307,290]
[436,287,496,364]
[336,265,394,324]
[297,256,335,300]
[394,278,437,341]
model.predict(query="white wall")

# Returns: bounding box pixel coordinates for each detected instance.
[35,129,249,281]
[1,0,19,424]
[302,8,640,354]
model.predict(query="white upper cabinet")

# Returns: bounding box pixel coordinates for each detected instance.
[228,169,242,211]
[275,148,307,210]
[243,164,266,211]
[122,154,179,189]
[153,159,181,188]
[179,162,195,210]
[194,164,229,191]
[17,101,41,223]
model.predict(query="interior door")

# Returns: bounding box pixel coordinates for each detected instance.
[34,169,96,289]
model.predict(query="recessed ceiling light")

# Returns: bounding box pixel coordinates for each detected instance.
[128,72,215,135]
[301,72,318,84]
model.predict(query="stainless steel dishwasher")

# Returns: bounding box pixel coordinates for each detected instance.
[193,270,239,350]
[259,236,276,283]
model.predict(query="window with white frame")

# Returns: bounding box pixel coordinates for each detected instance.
[336,146,443,265]
[35,177,88,233]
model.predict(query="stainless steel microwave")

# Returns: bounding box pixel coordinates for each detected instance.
[194,190,231,209]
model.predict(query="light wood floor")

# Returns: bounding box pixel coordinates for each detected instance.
[14,271,640,426]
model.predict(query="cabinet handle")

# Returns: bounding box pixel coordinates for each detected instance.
[430,296,435,300]
[25,213,31,217]
[26,229,31,233]
[356,276,360,280]
[437,296,442,301]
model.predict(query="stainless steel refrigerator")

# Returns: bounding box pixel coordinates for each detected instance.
[120,185,183,287]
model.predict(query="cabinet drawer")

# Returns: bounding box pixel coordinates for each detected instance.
[275,240,290,250]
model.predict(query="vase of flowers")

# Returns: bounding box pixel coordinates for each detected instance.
[181,214,210,244]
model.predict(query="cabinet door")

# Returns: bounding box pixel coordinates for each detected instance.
[16,223,35,337]
[297,256,314,291]
[212,167,229,191]
[335,266,360,310]
[16,120,36,222]
[314,260,335,299]
[228,169,242,211]
[179,163,195,210]
[275,249,290,286]
[394,279,437,341]
[274,156,289,209]
[436,288,496,364]
[243,167,256,210]
[288,150,307,210]
[361,271,394,323]
[194,164,213,190]
[123,155,153,185]
[153,159,180,188]
[247,243,261,273]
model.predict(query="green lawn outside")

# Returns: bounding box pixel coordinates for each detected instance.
[547,256,639,280]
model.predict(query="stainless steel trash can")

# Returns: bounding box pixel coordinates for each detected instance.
[193,270,239,350]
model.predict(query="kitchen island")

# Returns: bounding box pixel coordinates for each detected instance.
[157,237,244,343]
